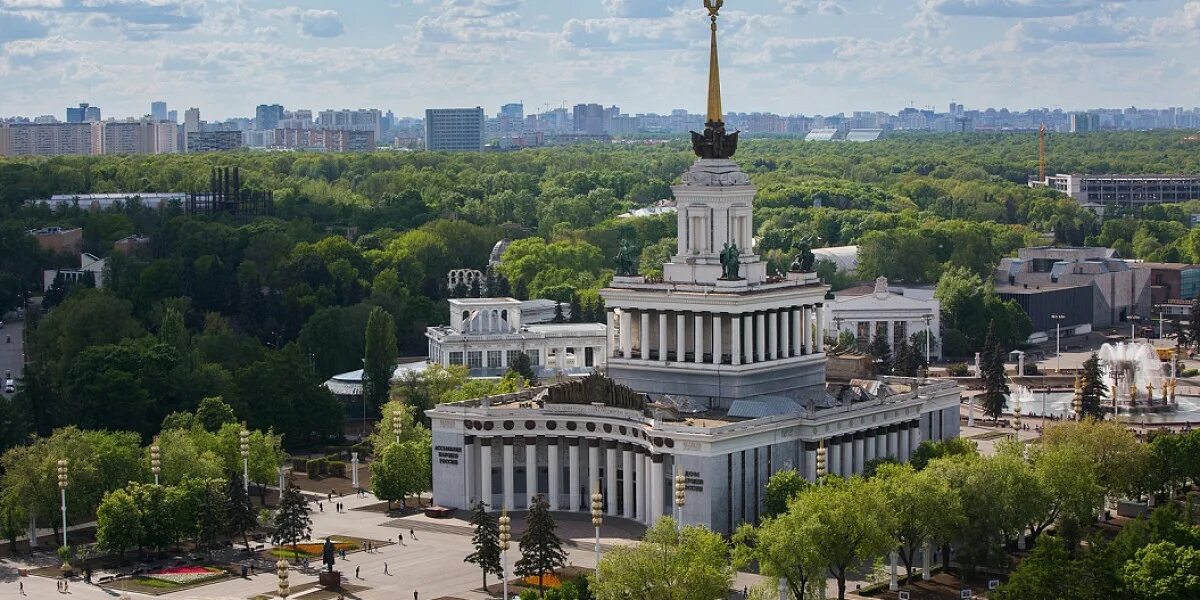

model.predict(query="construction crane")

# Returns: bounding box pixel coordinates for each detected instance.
[1038,123,1047,181]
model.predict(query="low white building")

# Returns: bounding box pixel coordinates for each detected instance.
[426,297,607,376]
[43,253,106,291]
[826,277,941,359]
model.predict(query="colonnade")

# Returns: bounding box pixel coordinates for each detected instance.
[464,435,667,524]
[802,420,923,481]
[607,304,825,365]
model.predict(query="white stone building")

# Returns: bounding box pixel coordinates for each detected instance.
[426,298,606,376]
[826,277,941,360]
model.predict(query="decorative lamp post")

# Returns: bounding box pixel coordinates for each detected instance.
[1129,314,1141,342]
[393,408,403,445]
[351,452,360,490]
[815,440,827,478]
[56,459,68,548]
[591,484,603,580]
[277,557,290,598]
[673,465,686,531]
[1012,393,1022,440]
[150,440,161,486]
[1072,374,1084,418]
[240,427,251,493]
[923,313,933,365]
[1050,313,1066,373]
[498,508,511,600]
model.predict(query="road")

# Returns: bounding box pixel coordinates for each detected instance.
[0,319,24,394]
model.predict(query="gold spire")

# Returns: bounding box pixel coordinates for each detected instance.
[704,0,724,123]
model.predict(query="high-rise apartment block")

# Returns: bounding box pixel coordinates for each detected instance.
[186,130,243,153]
[255,104,285,130]
[424,107,485,151]
[317,108,383,138]
[572,103,605,135]
[0,123,95,156]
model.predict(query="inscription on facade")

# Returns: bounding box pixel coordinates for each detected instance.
[436,445,462,465]
[684,470,704,492]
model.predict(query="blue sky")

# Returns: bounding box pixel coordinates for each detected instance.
[1,0,1198,121]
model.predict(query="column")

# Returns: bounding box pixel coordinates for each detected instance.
[676,313,687,363]
[731,313,742,365]
[568,440,580,511]
[804,442,817,482]
[640,311,650,360]
[909,422,922,457]
[588,441,600,506]
[464,436,476,506]
[502,439,515,511]
[792,307,803,356]
[780,308,791,359]
[743,314,754,363]
[898,424,910,463]
[622,446,634,518]
[650,455,665,523]
[619,310,632,359]
[853,432,865,474]
[480,439,493,511]
[829,439,842,477]
[712,313,724,365]
[693,312,705,364]
[525,438,537,508]
[841,436,853,477]
[755,312,766,362]
[768,310,779,360]
[606,442,618,517]
[547,438,560,510]
[635,451,647,522]
[658,313,668,361]
[865,430,877,464]
[887,426,899,459]
[801,306,812,354]
[815,304,825,352]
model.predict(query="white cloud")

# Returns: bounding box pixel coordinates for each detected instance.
[0,10,48,43]
[602,0,678,18]
[919,0,1144,19]
[264,7,345,38]
[0,0,205,39]
[780,0,848,16]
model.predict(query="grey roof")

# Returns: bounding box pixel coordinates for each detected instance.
[845,129,883,142]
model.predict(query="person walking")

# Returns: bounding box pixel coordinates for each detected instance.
[384,562,389,575]
[355,566,360,579]
[19,579,24,595]
[409,527,415,540]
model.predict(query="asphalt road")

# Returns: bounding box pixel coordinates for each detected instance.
[0,319,24,394]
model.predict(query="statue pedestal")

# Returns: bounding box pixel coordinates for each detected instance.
[319,571,342,590]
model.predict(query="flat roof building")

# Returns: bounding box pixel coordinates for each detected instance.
[425,107,485,152]
[1030,173,1200,208]
[186,130,243,153]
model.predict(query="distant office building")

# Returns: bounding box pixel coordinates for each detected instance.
[186,130,243,153]
[317,108,383,138]
[1070,112,1100,133]
[424,107,485,151]
[499,103,523,134]
[0,123,96,156]
[572,103,605,135]
[184,108,201,133]
[1030,174,1200,208]
[151,101,168,121]
[66,103,100,123]
[167,109,178,123]
[255,104,285,130]
[274,128,375,152]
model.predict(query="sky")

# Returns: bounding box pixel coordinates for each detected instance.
[1,0,1198,121]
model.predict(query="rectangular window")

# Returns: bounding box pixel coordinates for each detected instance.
[487,350,502,368]
[448,352,463,365]
[507,350,523,365]
[467,351,483,368]
[525,349,540,365]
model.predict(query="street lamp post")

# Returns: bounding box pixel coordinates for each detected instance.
[150,440,161,486]
[56,459,68,548]
[1129,315,1141,342]
[392,409,403,445]
[815,440,827,479]
[1012,393,1022,440]
[277,558,290,598]
[239,427,250,493]
[591,484,603,580]
[673,465,686,531]
[1050,313,1066,373]
[351,452,359,490]
[923,313,933,365]
[499,508,511,600]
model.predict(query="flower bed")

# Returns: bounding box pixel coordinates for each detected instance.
[521,572,562,589]
[137,566,226,587]
[270,538,361,559]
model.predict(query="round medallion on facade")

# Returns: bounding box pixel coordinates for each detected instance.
[483,421,494,431]
[618,426,626,435]
[503,420,515,430]
[586,422,596,432]
[524,420,536,430]
[547,421,558,430]
[603,424,612,433]
[567,422,577,431]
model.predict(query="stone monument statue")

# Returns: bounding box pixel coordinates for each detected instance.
[719,242,741,280]
[322,537,336,572]
[614,239,638,277]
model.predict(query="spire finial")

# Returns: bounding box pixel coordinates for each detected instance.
[690,0,739,159]
[704,0,724,123]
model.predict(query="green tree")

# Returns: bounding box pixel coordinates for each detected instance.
[272,486,312,563]
[515,494,568,597]
[595,517,733,600]
[1025,444,1104,540]
[364,306,398,418]
[762,468,809,519]
[1042,419,1149,505]
[196,396,237,432]
[226,472,258,550]
[993,537,1081,600]
[980,322,1009,422]
[370,433,432,509]
[732,514,825,600]
[909,438,978,471]
[194,478,226,554]
[873,463,963,583]
[95,487,144,563]
[1079,353,1108,419]
[792,477,895,600]
[508,352,538,386]
[1122,541,1200,600]
[464,500,503,591]
[869,331,892,375]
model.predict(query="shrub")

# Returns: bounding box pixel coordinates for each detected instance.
[947,363,969,376]
[292,458,309,472]
[327,461,346,478]
[306,460,321,478]
[1182,368,1199,377]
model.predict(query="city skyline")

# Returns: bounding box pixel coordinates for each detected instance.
[1,1,1199,121]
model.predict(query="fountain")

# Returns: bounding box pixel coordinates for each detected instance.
[1097,342,1175,414]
